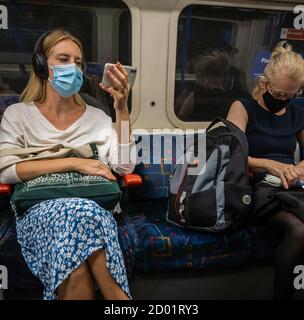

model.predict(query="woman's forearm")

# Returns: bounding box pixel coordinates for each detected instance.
[248,156,272,172]
[115,107,132,144]
[16,157,76,182]
[296,160,304,168]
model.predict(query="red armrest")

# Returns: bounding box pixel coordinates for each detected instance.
[0,184,13,196]
[0,175,142,196]
[122,174,142,188]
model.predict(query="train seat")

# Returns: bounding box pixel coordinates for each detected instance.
[0,98,296,299]
[123,133,280,275]
[117,132,283,299]
[121,201,279,273]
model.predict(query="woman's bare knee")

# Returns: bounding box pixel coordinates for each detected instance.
[68,262,91,283]
[57,262,95,300]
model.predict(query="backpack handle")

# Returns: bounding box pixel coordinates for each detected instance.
[206,117,241,134]
[206,117,249,177]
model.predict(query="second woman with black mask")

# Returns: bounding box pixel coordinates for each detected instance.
[227,41,304,300]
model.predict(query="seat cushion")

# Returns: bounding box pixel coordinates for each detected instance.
[0,204,279,289]
[122,201,253,272]
[116,214,135,278]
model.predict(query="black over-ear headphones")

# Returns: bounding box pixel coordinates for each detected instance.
[32,30,53,80]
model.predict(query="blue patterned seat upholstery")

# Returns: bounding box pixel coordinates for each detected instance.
[0,210,42,289]
[121,201,279,274]
[0,95,20,119]
[122,201,252,272]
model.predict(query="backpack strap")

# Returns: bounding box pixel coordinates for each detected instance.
[206,117,249,156]
[207,117,241,134]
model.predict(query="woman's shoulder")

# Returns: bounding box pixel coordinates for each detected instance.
[227,100,249,128]
[2,101,34,119]
[85,104,113,124]
[232,97,257,114]
[85,104,111,117]
[229,99,250,113]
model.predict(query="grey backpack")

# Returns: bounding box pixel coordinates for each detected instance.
[166,118,252,232]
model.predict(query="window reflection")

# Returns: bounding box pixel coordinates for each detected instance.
[175,5,304,122]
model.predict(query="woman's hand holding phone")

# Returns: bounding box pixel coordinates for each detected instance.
[99,62,133,112]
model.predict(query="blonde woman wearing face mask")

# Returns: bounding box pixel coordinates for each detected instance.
[0,29,136,300]
[227,42,304,300]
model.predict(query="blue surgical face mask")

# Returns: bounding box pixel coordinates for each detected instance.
[48,63,83,97]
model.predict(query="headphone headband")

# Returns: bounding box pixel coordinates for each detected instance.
[34,30,53,55]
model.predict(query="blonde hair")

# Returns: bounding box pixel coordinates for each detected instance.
[20,29,85,106]
[252,41,304,100]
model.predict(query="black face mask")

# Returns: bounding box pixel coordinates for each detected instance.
[262,90,292,114]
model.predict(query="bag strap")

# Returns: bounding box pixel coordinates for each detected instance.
[207,117,250,183]
[206,117,249,155]
[0,144,96,170]
[0,144,66,157]
[207,117,240,134]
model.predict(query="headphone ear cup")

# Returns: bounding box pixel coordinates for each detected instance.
[32,53,49,80]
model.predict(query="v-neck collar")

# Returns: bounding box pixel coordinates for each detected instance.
[32,102,88,132]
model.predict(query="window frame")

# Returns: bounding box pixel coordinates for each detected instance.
[0,2,98,63]
[122,1,141,125]
[167,0,296,129]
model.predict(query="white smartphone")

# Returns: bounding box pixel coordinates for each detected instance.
[101,63,137,89]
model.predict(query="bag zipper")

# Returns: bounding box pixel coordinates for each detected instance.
[174,164,189,223]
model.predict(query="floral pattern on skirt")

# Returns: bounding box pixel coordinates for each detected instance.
[16,197,131,300]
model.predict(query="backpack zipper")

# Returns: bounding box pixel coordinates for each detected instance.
[174,164,189,223]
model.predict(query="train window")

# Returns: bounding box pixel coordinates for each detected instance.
[175,5,304,122]
[0,0,132,120]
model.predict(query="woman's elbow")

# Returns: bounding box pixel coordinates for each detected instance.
[0,165,22,184]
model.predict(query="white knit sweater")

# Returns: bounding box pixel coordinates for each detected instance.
[0,102,136,184]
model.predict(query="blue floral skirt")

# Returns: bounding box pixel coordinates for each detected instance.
[15,197,131,300]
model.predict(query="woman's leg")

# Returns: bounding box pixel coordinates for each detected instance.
[87,249,130,300]
[266,210,304,300]
[57,261,96,300]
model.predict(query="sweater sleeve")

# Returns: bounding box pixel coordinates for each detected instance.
[107,123,136,176]
[0,107,24,184]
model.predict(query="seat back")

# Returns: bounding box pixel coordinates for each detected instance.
[0,94,20,121]
[130,131,205,201]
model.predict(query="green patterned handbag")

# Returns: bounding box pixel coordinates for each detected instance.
[5,144,122,216]
[10,172,121,216]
